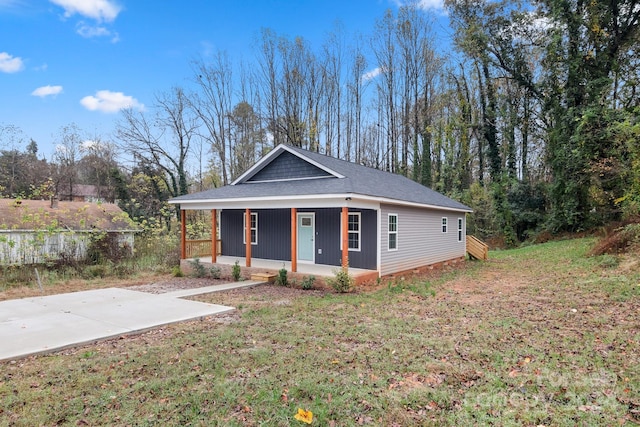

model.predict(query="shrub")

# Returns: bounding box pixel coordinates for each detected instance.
[275,266,288,286]
[188,258,207,278]
[327,268,354,293]
[209,266,221,279]
[172,266,183,277]
[232,260,241,281]
[300,275,315,290]
[87,233,132,264]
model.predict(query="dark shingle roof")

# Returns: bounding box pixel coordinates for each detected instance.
[172,145,471,212]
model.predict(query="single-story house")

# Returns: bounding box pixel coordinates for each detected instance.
[0,198,137,265]
[170,144,473,280]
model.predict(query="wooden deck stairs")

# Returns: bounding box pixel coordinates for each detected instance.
[466,235,489,260]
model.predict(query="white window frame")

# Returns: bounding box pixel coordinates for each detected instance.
[442,217,448,233]
[243,212,258,245]
[340,212,361,252]
[388,213,398,251]
[458,218,463,242]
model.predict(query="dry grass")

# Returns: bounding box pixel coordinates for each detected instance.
[1,237,639,426]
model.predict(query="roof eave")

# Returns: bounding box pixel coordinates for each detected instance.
[172,193,472,213]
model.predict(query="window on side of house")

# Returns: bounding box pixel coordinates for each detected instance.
[458,218,463,242]
[243,212,258,245]
[442,217,448,233]
[388,214,398,251]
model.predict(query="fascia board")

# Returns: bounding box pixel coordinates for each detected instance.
[174,193,472,213]
[356,194,474,213]
[174,194,374,210]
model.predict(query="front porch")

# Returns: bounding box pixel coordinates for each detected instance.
[181,255,380,287]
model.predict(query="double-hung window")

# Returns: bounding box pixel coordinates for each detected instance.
[458,218,463,242]
[348,213,361,251]
[388,214,398,250]
[340,212,361,251]
[442,217,448,233]
[243,212,258,245]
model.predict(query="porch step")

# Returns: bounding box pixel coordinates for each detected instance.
[250,273,277,283]
[466,235,489,260]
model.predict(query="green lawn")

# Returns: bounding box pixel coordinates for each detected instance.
[1,238,639,426]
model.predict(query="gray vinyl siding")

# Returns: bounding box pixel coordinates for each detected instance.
[380,204,466,276]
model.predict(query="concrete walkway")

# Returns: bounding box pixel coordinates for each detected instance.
[0,280,263,361]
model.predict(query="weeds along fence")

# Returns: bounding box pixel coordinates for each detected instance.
[0,230,135,266]
[0,232,181,287]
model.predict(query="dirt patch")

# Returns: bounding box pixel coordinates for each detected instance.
[0,273,171,302]
[444,262,533,305]
[126,277,233,294]
[190,284,328,308]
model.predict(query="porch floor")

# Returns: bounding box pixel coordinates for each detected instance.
[193,255,379,285]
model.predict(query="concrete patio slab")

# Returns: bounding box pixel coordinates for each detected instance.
[0,284,260,361]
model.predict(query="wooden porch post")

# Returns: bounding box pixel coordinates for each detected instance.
[211,209,217,263]
[180,209,186,259]
[291,208,297,272]
[245,208,252,267]
[341,206,348,269]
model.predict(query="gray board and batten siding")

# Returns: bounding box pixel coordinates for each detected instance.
[220,208,377,270]
[246,150,333,182]
[379,204,466,276]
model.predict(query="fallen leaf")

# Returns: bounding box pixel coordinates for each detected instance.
[294,408,313,424]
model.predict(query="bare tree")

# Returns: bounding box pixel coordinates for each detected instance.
[345,35,368,163]
[371,9,400,172]
[77,136,119,202]
[191,53,234,184]
[117,87,196,201]
[257,28,284,147]
[52,123,83,200]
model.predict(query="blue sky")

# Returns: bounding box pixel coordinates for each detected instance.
[0,0,450,158]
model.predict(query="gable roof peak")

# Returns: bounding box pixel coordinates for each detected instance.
[232,144,344,185]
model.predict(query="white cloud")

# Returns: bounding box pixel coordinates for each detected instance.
[80,90,144,113]
[76,21,120,41]
[361,67,382,83]
[0,0,26,10]
[392,0,445,11]
[77,22,109,37]
[416,0,445,10]
[32,85,63,97]
[81,139,98,149]
[49,0,121,22]
[0,52,24,73]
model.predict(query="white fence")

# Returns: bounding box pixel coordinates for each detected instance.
[0,230,134,265]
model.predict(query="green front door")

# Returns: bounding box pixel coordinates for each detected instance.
[297,213,315,263]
